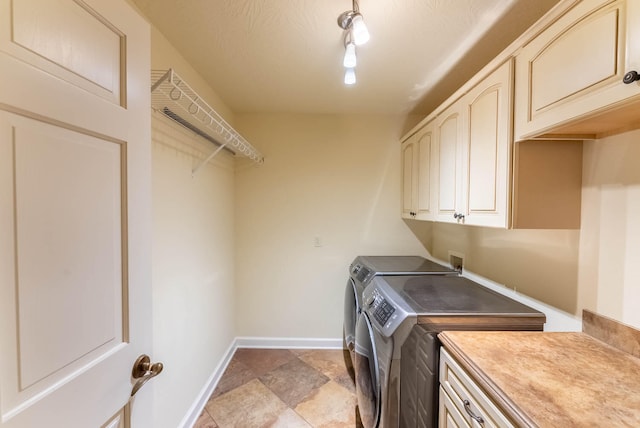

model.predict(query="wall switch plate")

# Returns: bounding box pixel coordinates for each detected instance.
[313,236,322,247]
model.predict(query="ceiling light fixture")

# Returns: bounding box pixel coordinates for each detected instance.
[337,0,369,85]
[348,14,370,46]
[343,32,357,68]
[344,68,356,85]
[337,0,370,46]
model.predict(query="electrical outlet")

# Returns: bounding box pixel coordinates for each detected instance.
[313,236,322,247]
[449,251,464,273]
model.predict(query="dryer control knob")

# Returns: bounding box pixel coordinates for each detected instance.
[364,293,375,307]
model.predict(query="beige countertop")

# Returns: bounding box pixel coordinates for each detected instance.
[439,330,640,427]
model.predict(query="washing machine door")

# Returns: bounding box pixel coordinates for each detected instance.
[343,277,359,354]
[355,311,380,428]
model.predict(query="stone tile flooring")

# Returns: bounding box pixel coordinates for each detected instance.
[194,348,363,428]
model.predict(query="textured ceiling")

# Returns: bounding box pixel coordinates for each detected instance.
[131,0,559,115]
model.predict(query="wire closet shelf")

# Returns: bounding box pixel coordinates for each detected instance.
[151,69,264,173]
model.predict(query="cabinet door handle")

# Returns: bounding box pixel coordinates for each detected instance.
[463,399,485,425]
[623,70,640,84]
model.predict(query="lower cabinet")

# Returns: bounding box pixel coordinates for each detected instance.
[439,348,514,428]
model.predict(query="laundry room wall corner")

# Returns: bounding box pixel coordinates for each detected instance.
[148,25,238,428]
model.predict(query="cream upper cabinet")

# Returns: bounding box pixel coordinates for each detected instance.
[434,103,463,224]
[514,0,640,140]
[404,57,582,229]
[462,60,513,227]
[401,122,435,220]
[434,60,513,228]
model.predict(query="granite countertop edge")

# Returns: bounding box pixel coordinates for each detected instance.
[438,328,640,427]
[439,332,538,427]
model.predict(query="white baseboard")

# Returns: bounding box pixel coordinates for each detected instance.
[236,336,344,349]
[179,336,344,428]
[178,338,238,428]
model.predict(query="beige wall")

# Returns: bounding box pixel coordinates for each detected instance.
[149,27,234,124]
[149,28,237,428]
[426,223,580,314]
[579,130,640,328]
[234,114,429,338]
[425,130,640,330]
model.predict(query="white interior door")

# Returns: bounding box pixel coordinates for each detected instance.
[0,0,152,426]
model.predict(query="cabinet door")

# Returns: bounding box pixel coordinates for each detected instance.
[415,124,435,220]
[401,123,435,220]
[435,105,463,223]
[515,0,640,140]
[462,60,513,228]
[401,138,417,218]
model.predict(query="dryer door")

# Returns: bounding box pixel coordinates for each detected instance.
[355,312,381,428]
[343,277,358,354]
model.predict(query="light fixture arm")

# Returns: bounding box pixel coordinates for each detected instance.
[337,11,355,30]
[337,0,361,30]
[337,0,369,45]
[344,30,354,48]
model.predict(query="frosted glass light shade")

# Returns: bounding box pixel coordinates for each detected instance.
[351,14,370,45]
[344,68,356,85]
[343,42,357,68]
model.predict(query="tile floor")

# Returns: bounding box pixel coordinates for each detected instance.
[194,348,363,428]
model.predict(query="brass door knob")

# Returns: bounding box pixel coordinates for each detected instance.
[131,354,164,397]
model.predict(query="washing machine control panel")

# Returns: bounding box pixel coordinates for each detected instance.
[363,280,411,337]
[351,263,372,283]
[373,299,396,326]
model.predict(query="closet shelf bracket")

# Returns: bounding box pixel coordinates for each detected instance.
[150,69,264,175]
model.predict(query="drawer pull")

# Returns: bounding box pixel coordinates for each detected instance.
[463,399,485,425]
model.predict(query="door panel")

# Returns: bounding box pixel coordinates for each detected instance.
[4,112,126,405]
[2,0,124,105]
[0,0,151,426]
[102,405,130,428]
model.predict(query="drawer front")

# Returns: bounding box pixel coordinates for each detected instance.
[439,348,514,428]
[439,387,470,428]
